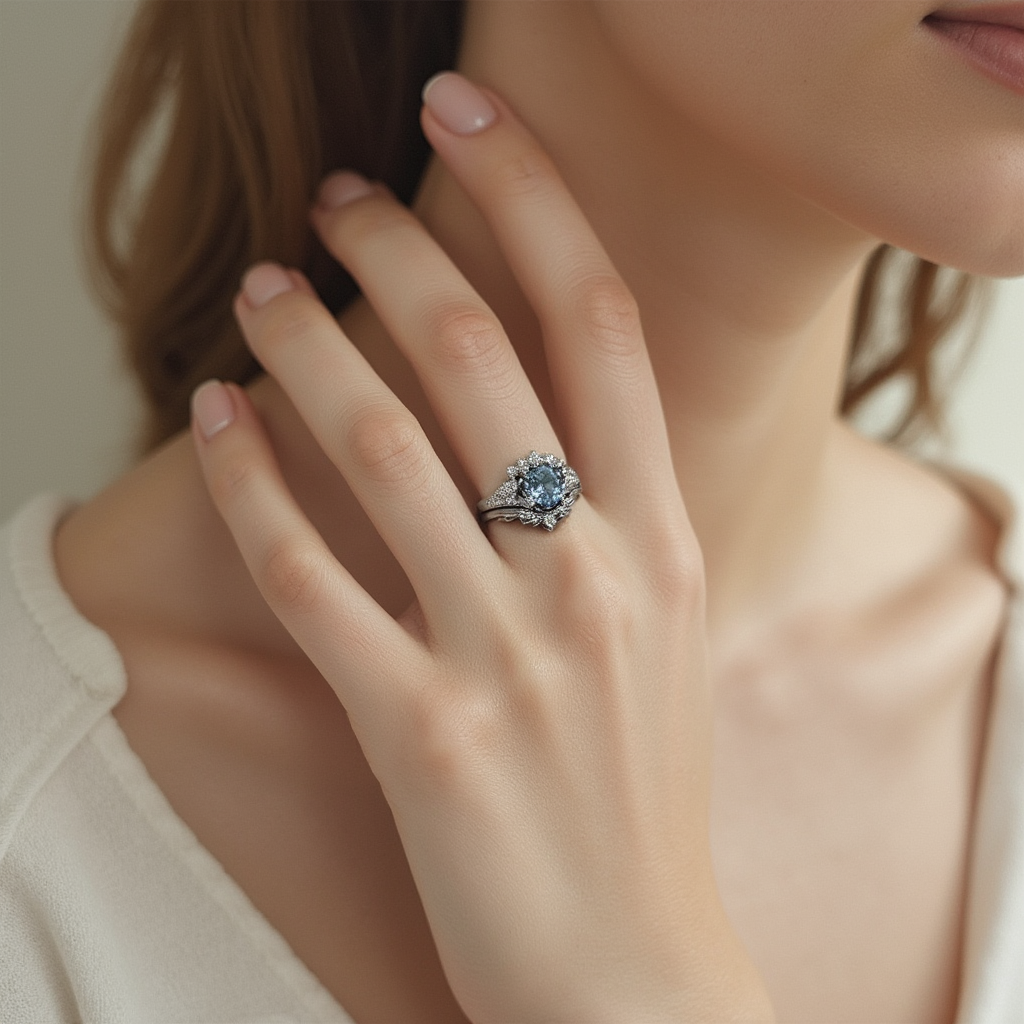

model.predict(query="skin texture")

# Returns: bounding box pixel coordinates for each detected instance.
[52,2,1016,1021]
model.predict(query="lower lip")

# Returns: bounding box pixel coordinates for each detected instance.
[924,16,1024,96]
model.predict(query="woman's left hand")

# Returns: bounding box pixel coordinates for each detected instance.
[191,72,772,1023]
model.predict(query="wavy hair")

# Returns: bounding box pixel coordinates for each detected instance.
[82,0,993,456]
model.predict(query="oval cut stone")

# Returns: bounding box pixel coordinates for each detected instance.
[518,464,564,510]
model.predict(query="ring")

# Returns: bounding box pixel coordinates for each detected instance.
[477,451,581,531]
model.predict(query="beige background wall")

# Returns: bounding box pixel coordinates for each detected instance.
[1,0,140,521]
[1,0,1022,527]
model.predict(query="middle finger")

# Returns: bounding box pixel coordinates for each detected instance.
[310,182,564,508]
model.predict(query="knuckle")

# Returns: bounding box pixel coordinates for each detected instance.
[208,449,262,509]
[551,540,632,637]
[331,197,409,249]
[423,304,519,394]
[345,405,429,487]
[648,531,706,609]
[424,304,506,369]
[568,274,642,358]
[400,686,499,791]
[258,535,330,613]
[576,564,631,638]
[253,302,321,359]
[492,147,559,203]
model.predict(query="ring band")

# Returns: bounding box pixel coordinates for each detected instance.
[477,451,581,531]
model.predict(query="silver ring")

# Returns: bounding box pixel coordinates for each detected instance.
[477,451,581,532]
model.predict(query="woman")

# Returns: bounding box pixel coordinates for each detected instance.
[1,1,1021,1020]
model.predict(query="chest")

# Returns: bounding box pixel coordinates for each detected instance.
[707,622,994,1024]
[110,632,991,1024]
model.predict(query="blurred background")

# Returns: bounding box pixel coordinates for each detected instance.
[2,1,1022,545]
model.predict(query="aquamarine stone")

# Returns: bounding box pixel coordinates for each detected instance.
[518,464,564,510]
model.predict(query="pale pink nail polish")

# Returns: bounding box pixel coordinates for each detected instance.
[192,379,235,440]
[241,262,294,308]
[317,171,375,209]
[422,72,497,135]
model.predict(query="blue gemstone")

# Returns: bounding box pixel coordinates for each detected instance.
[519,464,564,510]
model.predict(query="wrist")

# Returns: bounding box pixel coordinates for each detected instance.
[585,954,774,1024]
[556,910,775,1024]
[486,930,773,1024]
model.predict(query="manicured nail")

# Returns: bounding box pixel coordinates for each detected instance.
[241,262,294,308]
[192,379,235,440]
[422,72,497,135]
[317,170,375,209]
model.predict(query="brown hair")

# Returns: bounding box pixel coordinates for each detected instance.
[83,0,993,458]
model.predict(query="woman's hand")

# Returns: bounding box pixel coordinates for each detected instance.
[191,72,773,1023]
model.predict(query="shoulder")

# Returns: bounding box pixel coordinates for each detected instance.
[818,426,1011,704]
[0,494,124,858]
[833,423,1010,603]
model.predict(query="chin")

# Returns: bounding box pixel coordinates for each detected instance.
[815,164,1024,279]
[939,245,1024,281]
[880,194,1024,278]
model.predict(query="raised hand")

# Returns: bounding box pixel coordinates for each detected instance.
[191,71,773,1023]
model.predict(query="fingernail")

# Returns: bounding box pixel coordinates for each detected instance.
[317,170,375,209]
[192,379,235,440]
[422,72,497,135]
[241,262,294,308]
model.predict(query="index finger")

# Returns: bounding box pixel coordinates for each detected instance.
[420,73,678,521]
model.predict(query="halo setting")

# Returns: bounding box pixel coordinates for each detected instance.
[477,452,581,531]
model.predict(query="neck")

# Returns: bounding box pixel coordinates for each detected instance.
[399,1,880,634]
[58,1,890,662]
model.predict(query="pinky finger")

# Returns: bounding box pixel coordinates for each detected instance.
[190,379,425,725]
